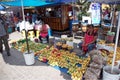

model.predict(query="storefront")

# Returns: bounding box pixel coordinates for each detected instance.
[36,3,72,31]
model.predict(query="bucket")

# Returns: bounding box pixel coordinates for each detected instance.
[49,36,54,46]
[41,38,47,43]
[48,28,52,36]
[103,65,120,80]
[106,35,115,43]
[115,61,120,69]
[23,51,35,65]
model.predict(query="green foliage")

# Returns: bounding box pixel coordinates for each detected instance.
[77,0,87,5]
[116,5,120,11]
[78,12,90,20]
[77,0,91,20]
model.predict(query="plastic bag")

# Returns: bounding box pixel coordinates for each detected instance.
[89,50,101,57]
[89,67,101,78]
[89,62,103,69]
[84,68,98,80]
[92,54,103,65]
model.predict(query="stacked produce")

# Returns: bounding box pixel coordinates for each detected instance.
[59,37,73,44]
[36,46,90,80]
[11,39,47,54]
[97,40,115,47]
[56,42,73,52]
[97,40,120,65]
[97,40,106,44]
[100,47,120,65]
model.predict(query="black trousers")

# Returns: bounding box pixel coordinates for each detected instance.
[0,35,10,53]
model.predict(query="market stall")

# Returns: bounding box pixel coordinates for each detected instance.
[36,3,72,31]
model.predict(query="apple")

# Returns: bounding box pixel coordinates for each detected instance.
[42,57,47,62]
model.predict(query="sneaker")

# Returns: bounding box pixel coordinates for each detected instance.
[7,52,11,56]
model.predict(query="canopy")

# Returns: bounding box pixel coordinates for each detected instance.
[46,0,76,3]
[88,0,120,4]
[0,0,54,7]
[0,5,5,10]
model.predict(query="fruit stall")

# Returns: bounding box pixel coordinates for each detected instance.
[10,38,120,80]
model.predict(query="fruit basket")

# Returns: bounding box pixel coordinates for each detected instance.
[56,42,62,50]
[62,44,68,50]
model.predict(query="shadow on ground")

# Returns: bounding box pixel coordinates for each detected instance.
[2,48,48,66]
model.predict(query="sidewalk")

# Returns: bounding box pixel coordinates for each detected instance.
[0,31,71,80]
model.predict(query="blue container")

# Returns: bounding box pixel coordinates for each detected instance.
[48,28,52,36]
[8,27,12,33]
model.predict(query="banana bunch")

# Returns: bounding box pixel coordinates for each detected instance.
[71,68,83,80]
[67,46,73,50]
[56,42,62,46]
[38,56,43,61]
[106,43,115,47]
[58,61,68,68]
[97,40,106,44]
[102,47,120,65]
[37,46,91,79]
[117,47,120,53]
[49,61,58,66]
[62,44,68,49]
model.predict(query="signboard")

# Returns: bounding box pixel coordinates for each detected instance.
[90,3,101,24]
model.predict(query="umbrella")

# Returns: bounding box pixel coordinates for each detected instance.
[1,0,54,54]
[88,0,120,73]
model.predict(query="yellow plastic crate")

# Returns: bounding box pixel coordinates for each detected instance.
[28,31,34,38]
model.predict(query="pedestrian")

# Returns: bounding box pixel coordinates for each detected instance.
[0,15,11,56]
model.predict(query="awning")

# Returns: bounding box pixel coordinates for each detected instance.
[0,0,55,7]
[0,5,6,10]
[88,0,120,4]
[46,0,76,3]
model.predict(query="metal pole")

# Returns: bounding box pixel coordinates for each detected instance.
[111,12,120,73]
[110,4,116,32]
[21,0,30,54]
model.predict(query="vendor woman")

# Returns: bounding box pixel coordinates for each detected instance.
[39,21,49,43]
[78,24,98,53]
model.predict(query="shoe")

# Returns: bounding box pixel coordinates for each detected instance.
[7,52,11,56]
[0,50,3,53]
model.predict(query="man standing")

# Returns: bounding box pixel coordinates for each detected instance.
[0,15,10,56]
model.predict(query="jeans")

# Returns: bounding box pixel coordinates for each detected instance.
[78,42,96,52]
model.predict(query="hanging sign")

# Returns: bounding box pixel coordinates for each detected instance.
[91,3,101,25]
